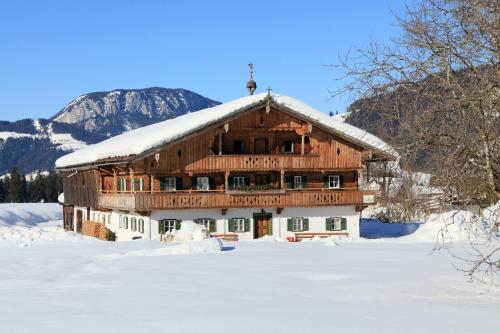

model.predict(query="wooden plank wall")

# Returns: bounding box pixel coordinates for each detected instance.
[62,170,99,208]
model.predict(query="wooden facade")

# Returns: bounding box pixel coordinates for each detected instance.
[60,101,387,213]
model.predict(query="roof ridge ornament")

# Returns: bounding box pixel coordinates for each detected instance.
[246,63,257,95]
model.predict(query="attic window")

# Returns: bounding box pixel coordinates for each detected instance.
[260,116,264,125]
[337,148,341,155]
[178,149,182,158]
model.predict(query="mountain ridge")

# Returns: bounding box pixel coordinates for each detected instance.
[0,87,220,175]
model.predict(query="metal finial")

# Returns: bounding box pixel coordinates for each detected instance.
[246,63,257,95]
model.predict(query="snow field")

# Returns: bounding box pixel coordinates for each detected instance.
[0,203,499,332]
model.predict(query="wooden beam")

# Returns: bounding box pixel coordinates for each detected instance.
[221,208,228,216]
[130,166,134,193]
[301,135,305,155]
[150,175,154,194]
[218,132,222,155]
[225,170,230,191]
[277,207,283,214]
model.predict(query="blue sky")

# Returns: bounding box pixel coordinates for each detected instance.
[0,0,405,121]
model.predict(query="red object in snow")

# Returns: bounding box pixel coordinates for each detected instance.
[286,237,296,242]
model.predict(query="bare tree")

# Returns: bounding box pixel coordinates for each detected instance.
[333,0,499,281]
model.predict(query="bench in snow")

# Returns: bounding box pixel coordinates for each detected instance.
[211,233,239,242]
[295,232,348,241]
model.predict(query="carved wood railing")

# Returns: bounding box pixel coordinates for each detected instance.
[98,190,376,210]
[186,154,323,171]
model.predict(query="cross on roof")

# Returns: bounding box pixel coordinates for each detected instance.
[266,86,272,95]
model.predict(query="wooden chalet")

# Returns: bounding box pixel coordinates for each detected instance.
[56,91,396,241]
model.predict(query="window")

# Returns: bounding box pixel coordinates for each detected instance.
[118,178,127,191]
[160,219,178,234]
[233,176,245,189]
[134,178,144,192]
[332,217,342,231]
[292,217,303,231]
[131,217,137,231]
[304,136,310,144]
[233,218,245,233]
[327,217,346,231]
[138,219,144,234]
[287,217,309,232]
[328,175,341,189]
[233,140,244,154]
[293,175,303,189]
[160,177,177,191]
[196,177,210,191]
[195,218,215,232]
[119,216,128,229]
[283,140,294,153]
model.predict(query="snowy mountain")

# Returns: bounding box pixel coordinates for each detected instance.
[0,88,220,175]
[52,88,220,136]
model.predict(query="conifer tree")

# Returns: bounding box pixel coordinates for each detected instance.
[7,167,22,202]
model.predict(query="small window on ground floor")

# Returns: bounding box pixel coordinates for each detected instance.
[194,218,216,232]
[159,219,180,234]
[229,218,249,233]
[138,219,144,234]
[119,216,128,229]
[287,217,309,232]
[131,217,137,231]
[326,217,347,231]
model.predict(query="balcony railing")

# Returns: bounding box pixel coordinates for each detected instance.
[98,189,375,211]
[186,154,323,171]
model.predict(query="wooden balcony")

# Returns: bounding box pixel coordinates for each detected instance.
[187,154,323,171]
[98,189,375,211]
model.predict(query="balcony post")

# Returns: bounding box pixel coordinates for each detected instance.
[113,168,117,193]
[218,132,222,155]
[150,175,154,194]
[225,170,230,191]
[280,169,285,189]
[301,135,305,155]
[130,166,134,193]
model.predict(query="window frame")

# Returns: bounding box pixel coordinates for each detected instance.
[233,218,245,233]
[196,177,210,191]
[293,175,303,189]
[119,215,129,229]
[131,217,137,231]
[161,177,177,191]
[292,217,304,232]
[195,218,212,230]
[233,176,245,188]
[161,219,178,233]
[331,217,342,231]
[328,175,341,189]
[118,178,127,192]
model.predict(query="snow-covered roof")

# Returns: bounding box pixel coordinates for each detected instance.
[55,93,397,168]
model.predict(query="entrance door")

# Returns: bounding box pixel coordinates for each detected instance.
[76,210,83,233]
[254,214,272,239]
[254,138,268,154]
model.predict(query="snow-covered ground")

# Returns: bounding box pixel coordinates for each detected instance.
[0,203,499,333]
